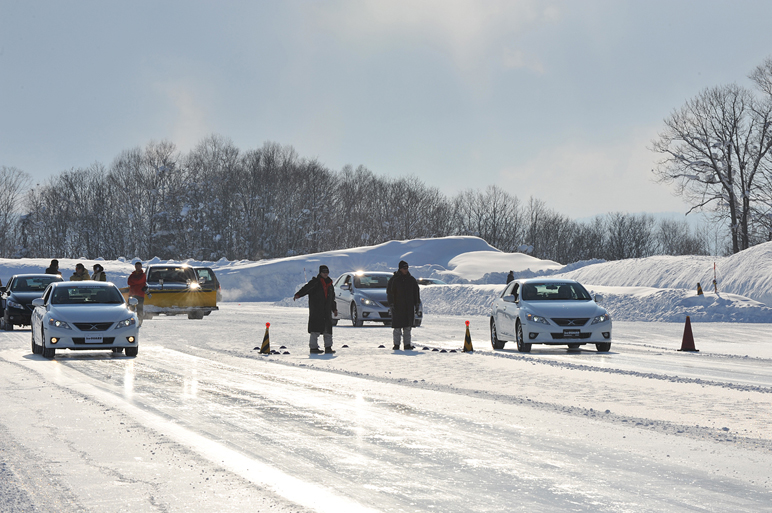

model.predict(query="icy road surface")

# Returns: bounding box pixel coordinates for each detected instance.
[1,302,771,512]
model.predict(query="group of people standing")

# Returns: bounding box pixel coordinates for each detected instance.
[44,259,107,281]
[294,260,421,355]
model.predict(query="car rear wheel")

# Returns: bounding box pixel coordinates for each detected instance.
[490,319,505,350]
[516,321,531,353]
[595,342,611,352]
[351,303,363,327]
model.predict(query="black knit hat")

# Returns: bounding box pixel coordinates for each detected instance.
[398,260,409,269]
[319,265,329,273]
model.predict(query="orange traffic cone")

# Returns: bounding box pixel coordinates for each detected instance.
[678,316,699,352]
[259,322,271,354]
[463,321,473,352]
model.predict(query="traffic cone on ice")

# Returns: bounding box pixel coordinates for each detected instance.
[463,321,473,352]
[696,283,703,296]
[678,316,699,352]
[258,322,271,354]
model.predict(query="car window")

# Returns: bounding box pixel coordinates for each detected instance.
[501,282,516,297]
[333,275,347,287]
[354,274,389,289]
[147,267,195,283]
[195,268,214,282]
[51,286,125,305]
[521,283,592,301]
[10,276,61,292]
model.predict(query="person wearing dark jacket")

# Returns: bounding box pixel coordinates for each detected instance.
[92,264,106,281]
[45,259,61,277]
[506,270,514,284]
[387,260,421,350]
[294,265,338,354]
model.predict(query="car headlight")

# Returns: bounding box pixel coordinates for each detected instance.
[592,313,611,324]
[115,317,136,329]
[48,317,72,330]
[188,281,201,290]
[7,300,23,309]
[359,297,378,307]
[526,313,550,325]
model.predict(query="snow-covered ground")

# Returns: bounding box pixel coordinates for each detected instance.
[1,237,772,511]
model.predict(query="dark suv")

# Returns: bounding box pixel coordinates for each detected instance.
[1,274,64,330]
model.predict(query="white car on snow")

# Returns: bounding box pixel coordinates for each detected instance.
[31,281,140,359]
[490,278,612,352]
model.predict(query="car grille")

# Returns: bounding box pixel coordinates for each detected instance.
[73,322,114,331]
[551,318,589,327]
[73,337,116,345]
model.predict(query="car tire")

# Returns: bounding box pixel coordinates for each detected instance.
[187,311,204,320]
[41,327,55,359]
[490,319,505,350]
[567,343,581,349]
[351,303,363,327]
[516,321,531,353]
[31,327,41,355]
[125,346,138,357]
[595,342,611,352]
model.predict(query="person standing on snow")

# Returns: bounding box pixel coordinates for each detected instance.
[506,270,514,284]
[387,260,421,350]
[294,265,338,355]
[70,263,91,281]
[92,264,106,281]
[127,261,147,324]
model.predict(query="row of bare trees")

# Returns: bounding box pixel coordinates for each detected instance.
[2,140,710,265]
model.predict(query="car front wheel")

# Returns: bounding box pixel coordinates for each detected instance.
[595,342,611,352]
[490,319,505,350]
[40,327,55,359]
[31,326,41,354]
[125,346,138,357]
[516,321,531,353]
[351,303,363,327]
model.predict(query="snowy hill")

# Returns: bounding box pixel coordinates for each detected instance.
[1,236,771,322]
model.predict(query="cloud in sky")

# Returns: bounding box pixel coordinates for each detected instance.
[1,0,772,218]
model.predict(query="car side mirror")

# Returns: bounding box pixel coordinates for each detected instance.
[341,284,351,291]
[32,298,45,307]
[594,294,603,303]
[503,294,516,303]
[128,297,139,306]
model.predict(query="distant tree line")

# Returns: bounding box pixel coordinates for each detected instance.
[1,137,711,265]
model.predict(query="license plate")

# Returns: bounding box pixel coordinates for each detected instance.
[85,335,103,344]
[563,329,580,338]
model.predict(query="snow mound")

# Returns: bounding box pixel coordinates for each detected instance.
[557,241,772,308]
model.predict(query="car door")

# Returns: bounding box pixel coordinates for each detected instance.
[334,274,352,320]
[496,281,517,339]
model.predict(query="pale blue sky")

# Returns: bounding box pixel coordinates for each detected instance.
[2,0,771,218]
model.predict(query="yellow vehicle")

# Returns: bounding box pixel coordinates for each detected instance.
[121,264,218,320]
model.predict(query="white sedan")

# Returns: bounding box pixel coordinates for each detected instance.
[31,282,140,358]
[490,278,612,352]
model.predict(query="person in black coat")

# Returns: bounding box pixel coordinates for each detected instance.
[506,270,514,284]
[45,259,61,277]
[294,265,338,354]
[387,260,421,350]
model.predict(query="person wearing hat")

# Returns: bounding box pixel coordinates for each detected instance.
[45,259,62,277]
[70,263,91,281]
[92,264,107,281]
[506,270,514,284]
[387,260,421,350]
[293,265,338,354]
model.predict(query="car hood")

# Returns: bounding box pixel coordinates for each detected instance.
[7,292,46,304]
[47,304,134,323]
[523,300,606,318]
[356,289,388,302]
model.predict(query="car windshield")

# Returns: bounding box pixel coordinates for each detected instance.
[520,282,592,301]
[354,274,389,289]
[147,267,195,283]
[10,276,61,292]
[51,286,125,305]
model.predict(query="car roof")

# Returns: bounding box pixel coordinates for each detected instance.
[9,273,63,279]
[52,281,117,287]
[517,278,580,284]
[346,271,392,276]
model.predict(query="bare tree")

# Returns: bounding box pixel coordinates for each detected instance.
[652,61,772,253]
[0,166,31,257]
